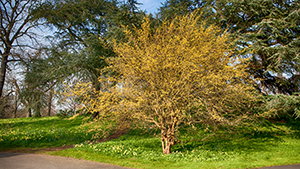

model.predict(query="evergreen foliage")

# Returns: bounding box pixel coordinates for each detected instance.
[264,94,300,120]
[213,0,300,94]
[105,0,147,42]
[158,0,300,94]
[31,0,146,118]
[158,0,214,21]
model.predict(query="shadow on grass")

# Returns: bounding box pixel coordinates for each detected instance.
[174,120,300,154]
[117,124,287,155]
[285,120,300,139]
[174,132,280,153]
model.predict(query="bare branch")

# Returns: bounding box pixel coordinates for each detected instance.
[11,44,40,50]
[7,59,21,62]
[0,0,43,98]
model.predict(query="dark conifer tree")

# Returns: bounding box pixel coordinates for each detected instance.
[159,0,300,94]
[213,0,300,94]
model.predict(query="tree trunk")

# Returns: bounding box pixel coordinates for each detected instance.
[261,85,266,94]
[161,136,173,154]
[91,81,100,119]
[13,94,18,118]
[47,89,53,116]
[28,108,32,117]
[0,99,4,118]
[161,128,176,154]
[35,102,41,117]
[91,112,99,119]
[0,54,8,99]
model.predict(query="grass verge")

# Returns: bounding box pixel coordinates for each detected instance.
[1,116,300,169]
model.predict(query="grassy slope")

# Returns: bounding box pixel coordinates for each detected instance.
[1,116,300,169]
[48,123,300,169]
[0,116,97,151]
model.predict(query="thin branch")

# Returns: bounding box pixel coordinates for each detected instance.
[7,59,21,62]
[10,15,31,42]
[0,1,9,25]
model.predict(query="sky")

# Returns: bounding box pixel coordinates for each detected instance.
[138,0,166,14]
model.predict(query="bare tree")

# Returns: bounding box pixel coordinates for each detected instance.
[0,69,21,118]
[0,0,43,98]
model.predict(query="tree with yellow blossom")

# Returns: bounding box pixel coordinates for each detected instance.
[68,11,256,154]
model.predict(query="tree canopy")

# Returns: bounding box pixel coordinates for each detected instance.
[27,0,147,118]
[158,0,300,95]
[213,0,300,94]
[68,11,256,154]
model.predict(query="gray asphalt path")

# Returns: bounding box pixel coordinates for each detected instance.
[0,153,133,169]
[259,164,300,169]
[1,152,299,169]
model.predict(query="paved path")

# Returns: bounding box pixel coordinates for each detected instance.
[259,164,300,169]
[0,153,132,169]
[0,152,299,169]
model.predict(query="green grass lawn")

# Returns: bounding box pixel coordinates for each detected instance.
[0,116,98,151]
[1,116,300,169]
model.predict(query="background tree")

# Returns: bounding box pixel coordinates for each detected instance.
[7,73,21,118]
[22,57,53,117]
[34,0,146,118]
[69,12,256,154]
[158,0,213,21]
[0,70,21,118]
[106,0,146,42]
[158,0,300,95]
[0,0,44,98]
[212,0,300,94]
[32,0,117,117]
